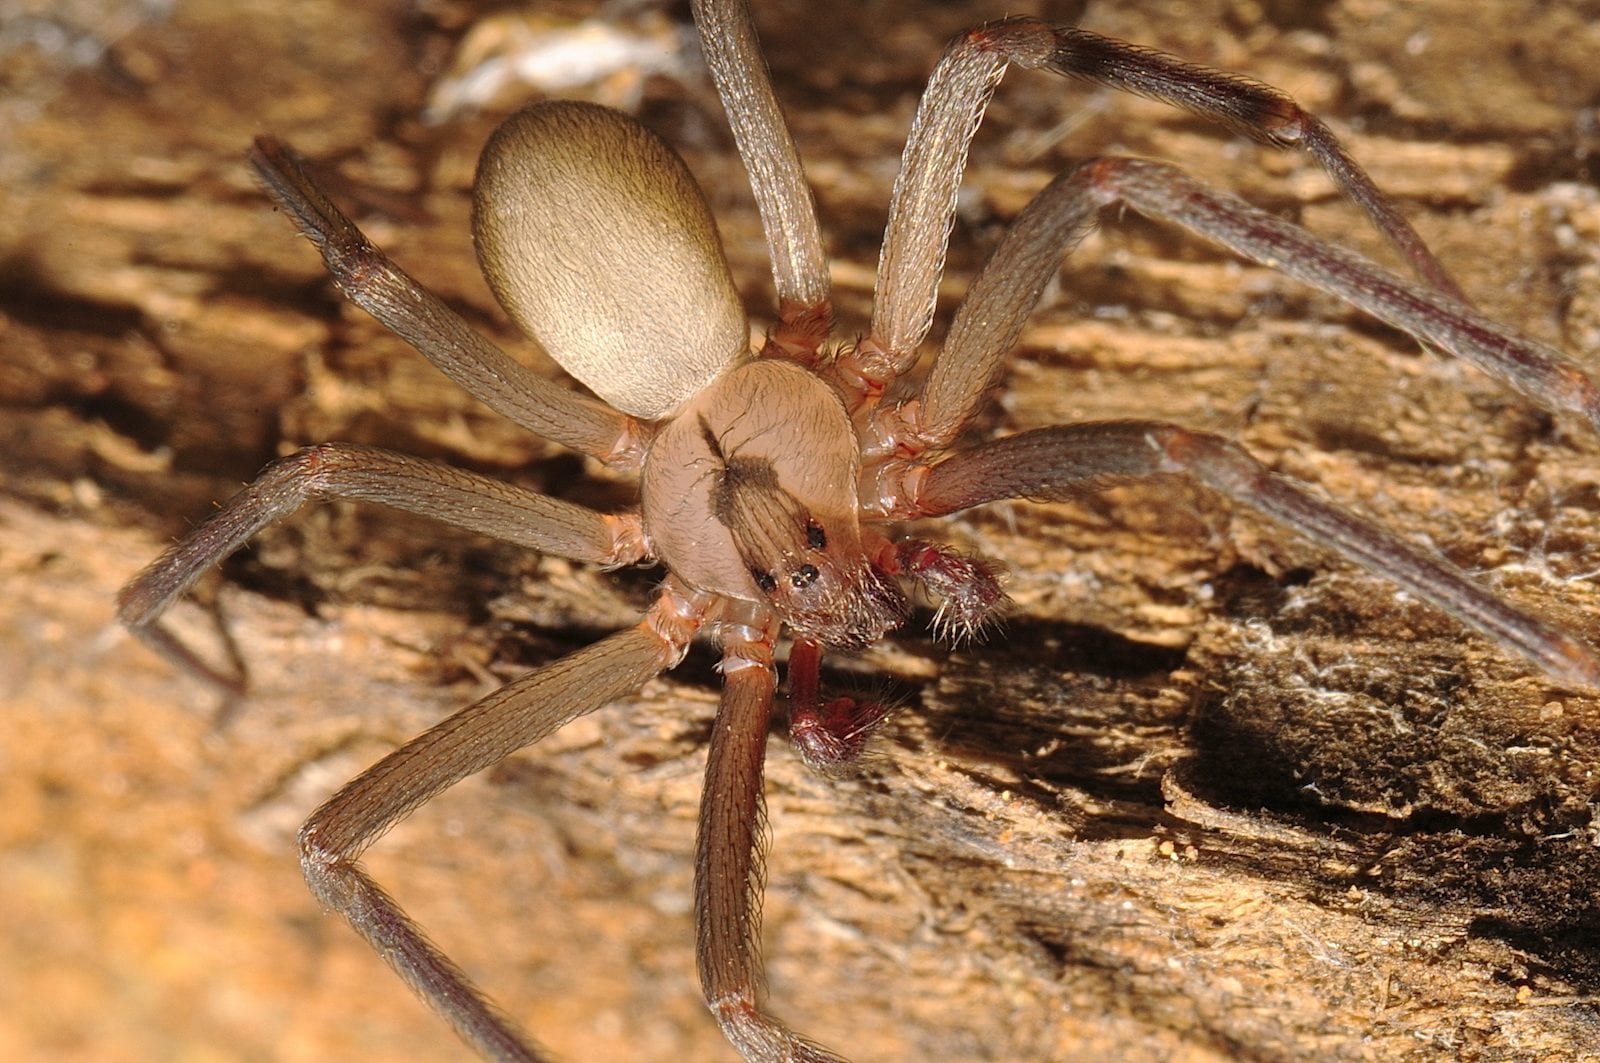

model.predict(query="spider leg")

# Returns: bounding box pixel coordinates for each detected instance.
[118,443,646,693]
[1034,25,1462,300]
[300,588,701,1062]
[690,0,832,355]
[878,158,1600,454]
[696,618,845,1062]
[889,420,1600,689]
[862,17,1461,385]
[1088,159,1600,428]
[249,137,645,468]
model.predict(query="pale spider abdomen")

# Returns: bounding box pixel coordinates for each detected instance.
[473,100,749,420]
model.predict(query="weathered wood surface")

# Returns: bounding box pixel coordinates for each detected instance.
[8,1,1600,1059]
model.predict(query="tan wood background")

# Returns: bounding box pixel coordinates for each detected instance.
[8,1,1600,1059]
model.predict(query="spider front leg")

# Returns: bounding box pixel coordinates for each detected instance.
[882,420,1600,689]
[300,585,702,1062]
[858,16,1467,388]
[118,443,647,693]
[696,614,845,1062]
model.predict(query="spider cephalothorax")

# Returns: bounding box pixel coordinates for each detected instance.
[119,3,1600,1061]
[646,358,911,649]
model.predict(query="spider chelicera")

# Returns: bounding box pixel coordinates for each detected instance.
[119,2,1600,1060]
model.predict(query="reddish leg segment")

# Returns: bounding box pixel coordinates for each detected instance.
[886,539,1007,643]
[785,638,892,774]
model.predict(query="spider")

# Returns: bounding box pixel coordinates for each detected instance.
[118,2,1600,1060]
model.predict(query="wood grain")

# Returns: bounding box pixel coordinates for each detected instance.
[7,1,1600,1059]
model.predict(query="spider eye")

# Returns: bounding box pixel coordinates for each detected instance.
[805,521,827,550]
[751,568,778,594]
[790,564,820,589]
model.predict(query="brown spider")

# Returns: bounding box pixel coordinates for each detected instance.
[118,2,1600,1060]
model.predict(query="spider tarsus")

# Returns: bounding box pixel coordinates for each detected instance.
[119,562,250,700]
[1293,116,1468,301]
[132,620,248,701]
[248,137,356,249]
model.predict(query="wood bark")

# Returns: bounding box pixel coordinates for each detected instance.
[7,1,1600,1059]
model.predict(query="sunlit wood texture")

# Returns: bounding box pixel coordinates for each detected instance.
[7,1,1600,1059]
